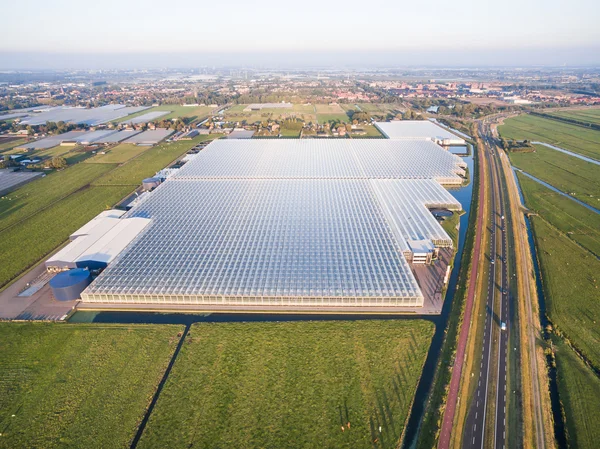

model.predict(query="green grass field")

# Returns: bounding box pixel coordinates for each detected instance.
[224,104,317,124]
[546,107,600,126]
[530,217,600,370]
[518,174,600,256]
[0,185,132,287]
[138,320,434,449]
[554,338,600,449]
[118,105,216,123]
[0,322,182,449]
[85,143,149,164]
[351,124,384,138]
[509,145,600,208]
[498,114,600,160]
[93,135,219,186]
[0,163,116,233]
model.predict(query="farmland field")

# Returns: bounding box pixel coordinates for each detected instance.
[138,320,434,449]
[546,107,600,126]
[518,174,600,256]
[509,144,600,208]
[0,185,132,287]
[118,105,216,123]
[0,138,26,152]
[529,217,600,370]
[85,143,149,164]
[554,338,600,449]
[0,162,116,233]
[498,114,600,160]
[316,104,351,123]
[93,135,220,186]
[0,322,182,449]
[351,124,384,138]
[224,104,317,124]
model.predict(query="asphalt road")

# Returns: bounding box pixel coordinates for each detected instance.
[462,123,509,449]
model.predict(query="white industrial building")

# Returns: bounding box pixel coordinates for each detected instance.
[374,121,465,145]
[46,210,150,272]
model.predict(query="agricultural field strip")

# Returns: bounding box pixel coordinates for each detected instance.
[546,108,600,126]
[554,338,600,449]
[498,114,600,160]
[509,144,600,209]
[528,216,600,371]
[517,173,600,257]
[0,323,182,449]
[0,163,117,234]
[138,320,434,449]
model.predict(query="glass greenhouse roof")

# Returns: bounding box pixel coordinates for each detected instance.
[81,139,464,307]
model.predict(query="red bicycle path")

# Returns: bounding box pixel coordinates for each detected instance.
[437,140,486,449]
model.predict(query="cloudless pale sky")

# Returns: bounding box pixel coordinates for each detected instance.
[2,0,599,67]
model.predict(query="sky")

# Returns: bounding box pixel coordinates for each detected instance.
[2,0,599,68]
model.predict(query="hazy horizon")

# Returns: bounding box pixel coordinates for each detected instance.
[2,0,599,70]
[1,46,600,71]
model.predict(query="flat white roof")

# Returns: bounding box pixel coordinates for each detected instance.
[374,121,465,143]
[125,128,174,144]
[70,209,126,240]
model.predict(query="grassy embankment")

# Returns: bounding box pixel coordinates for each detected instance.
[138,320,434,449]
[498,114,600,160]
[417,134,480,449]
[508,144,600,209]
[0,134,219,289]
[0,322,182,449]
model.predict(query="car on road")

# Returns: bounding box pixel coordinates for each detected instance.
[501,322,507,331]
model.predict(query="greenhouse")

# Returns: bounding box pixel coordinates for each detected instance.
[81,139,463,309]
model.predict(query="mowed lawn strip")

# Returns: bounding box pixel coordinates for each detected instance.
[0,322,183,449]
[498,114,600,160]
[518,173,600,256]
[554,338,600,449]
[85,143,149,164]
[138,320,434,449]
[509,144,600,208]
[0,163,117,233]
[530,217,600,370]
[0,185,132,288]
[92,135,220,186]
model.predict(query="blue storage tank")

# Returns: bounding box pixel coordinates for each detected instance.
[49,268,92,301]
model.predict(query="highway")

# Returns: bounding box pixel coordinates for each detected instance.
[462,121,509,449]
